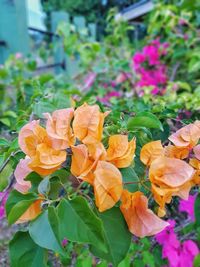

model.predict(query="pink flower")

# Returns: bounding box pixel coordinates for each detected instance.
[179,194,197,222]
[15,52,23,59]
[83,72,96,90]
[178,240,199,267]
[14,158,32,193]
[0,191,8,219]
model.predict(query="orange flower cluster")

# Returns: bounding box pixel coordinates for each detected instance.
[16,104,199,238]
[140,121,200,217]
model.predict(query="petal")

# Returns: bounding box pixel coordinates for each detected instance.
[14,158,32,193]
[164,145,189,159]
[44,108,75,150]
[120,190,169,237]
[94,161,123,212]
[111,138,136,168]
[194,144,200,160]
[106,135,129,160]
[140,140,164,166]
[149,157,194,187]
[16,199,42,224]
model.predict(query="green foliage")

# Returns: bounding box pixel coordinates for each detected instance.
[9,231,48,267]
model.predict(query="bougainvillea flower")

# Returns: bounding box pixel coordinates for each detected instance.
[18,120,51,157]
[179,194,197,221]
[189,158,200,185]
[106,135,136,168]
[194,144,200,160]
[164,145,189,159]
[140,140,164,166]
[149,157,194,188]
[44,108,75,150]
[73,103,110,144]
[94,161,123,212]
[155,220,180,267]
[14,157,32,193]
[71,144,98,184]
[151,182,192,217]
[16,199,42,224]
[120,190,169,237]
[28,144,66,176]
[179,240,199,267]
[0,192,8,219]
[83,72,96,91]
[168,123,200,148]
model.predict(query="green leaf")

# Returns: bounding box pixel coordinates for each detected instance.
[38,177,50,196]
[29,211,64,254]
[194,254,200,267]
[142,251,155,267]
[195,193,200,226]
[9,231,47,267]
[0,162,13,191]
[0,138,10,147]
[6,190,38,224]
[90,207,131,267]
[25,172,43,193]
[120,166,140,192]
[48,197,107,252]
[127,112,163,131]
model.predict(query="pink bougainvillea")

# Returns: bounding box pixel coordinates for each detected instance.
[132,39,169,95]
[155,220,199,267]
[0,191,8,219]
[179,194,197,222]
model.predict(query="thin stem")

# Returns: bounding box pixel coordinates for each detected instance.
[0,150,20,173]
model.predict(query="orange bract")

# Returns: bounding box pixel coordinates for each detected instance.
[44,108,75,150]
[120,190,169,237]
[168,123,200,148]
[72,103,110,144]
[140,140,164,166]
[149,156,194,216]
[164,145,189,159]
[19,120,50,157]
[149,156,194,188]
[16,199,42,224]
[194,144,200,161]
[106,135,136,168]
[28,143,66,176]
[94,161,123,212]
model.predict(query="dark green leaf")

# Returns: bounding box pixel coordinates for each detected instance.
[48,197,106,252]
[29,211,64,254]
[6,190,38,224]
[90,207,131,267]
[127,112,163,131]
[9,231,47,267]
[195,193,200,226]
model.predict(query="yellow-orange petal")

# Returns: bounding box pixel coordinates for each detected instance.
[111,138,136,168]
[73,103,109,144]
[149,157,194,188]
[94,161,123,212]
[120,190,169,237]
[140,140,164,166]
[44,108,75,150]
[164,145,189,159]
[194,144,200,161]
[169,123,200,148]
[16,199,42,224]
[106,135,129,161]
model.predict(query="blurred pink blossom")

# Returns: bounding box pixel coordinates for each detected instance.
[0,191,8,219]
[179,194,197,222]
[155,219,199,267]
[83,72,96,90]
